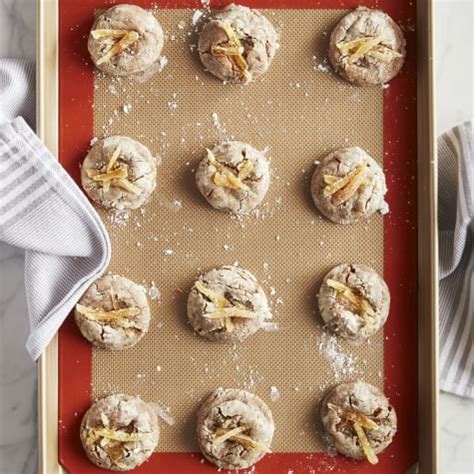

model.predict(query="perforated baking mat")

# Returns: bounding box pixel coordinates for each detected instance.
[57,1,418,472]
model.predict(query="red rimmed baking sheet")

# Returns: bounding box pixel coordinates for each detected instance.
[57,0,418,472]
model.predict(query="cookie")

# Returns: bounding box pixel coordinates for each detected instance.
[74,274,151,350]
[80,394,160,471]
[197,388,274,470]
[320,381,397,464]
[88,4,164,76]
[328,7,406,85]
[317,264,390,342]
[198,4,279,84]
[311,147,387,224]
[81,136,157,211]
[187,265,271,342]
[195,141,270,215]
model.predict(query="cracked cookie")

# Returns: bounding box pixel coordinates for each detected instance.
[187,265,271,342]
[81,136,157,211]
[318,264,390,342]
[80,394,160,471]
[198,3,279,84]
[320,381,397,464]
[311,147,387,224]
[88,4,164,77]
[197,388,274,470]
[75,274,151,350]
[328,7,406,86]
[195,141,270,215]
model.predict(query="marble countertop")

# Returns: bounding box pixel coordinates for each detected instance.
[0,0,472,473]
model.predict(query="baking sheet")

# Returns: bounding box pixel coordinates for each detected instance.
[56,1,420,472]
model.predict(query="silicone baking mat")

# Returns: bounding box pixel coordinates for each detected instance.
[58,1,418,472]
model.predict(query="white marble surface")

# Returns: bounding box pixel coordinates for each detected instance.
[0,0,472,473]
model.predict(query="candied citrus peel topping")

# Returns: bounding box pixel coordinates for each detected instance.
[212,22,252,82]
[95,30,140,65]
[336,35,401,65]
[206,148,253,191]
[91,29,130,40]
[85,146,142,195]
[213,425,270,452]
[328,403,379,464]
[327,403,379,430]
[76,303,141,327]
[323,161,368,205]
[325,278,375,325]
[86,427,149,446]
[194,280,256,332]
[353,421,379,465]
[366,45,403,63]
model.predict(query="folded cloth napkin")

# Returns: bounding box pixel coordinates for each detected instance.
[0,59,110,360]
[438,120,473,398]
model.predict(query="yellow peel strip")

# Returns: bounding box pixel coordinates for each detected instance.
[327,403,379,431]
[353,422,379,465]
[96,31,140,65]
[91,29,130,40]
[106,146,121,172]
[195,281,230,308]
[203,307,257,319]
[213,425,251,445]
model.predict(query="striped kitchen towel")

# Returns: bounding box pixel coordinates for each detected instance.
[439,120,473,399]
[0,60,110,360]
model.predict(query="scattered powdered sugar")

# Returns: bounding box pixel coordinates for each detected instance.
[122,103,132,114]
[261,321,280,332]
[166,198,183,210]
[191,10,203,25]
[163,249,174,256]
[108,209,130,228]
[149,402,175,426]
[270,386,281,402]
[317,333,358,380]
[147,281,161,301]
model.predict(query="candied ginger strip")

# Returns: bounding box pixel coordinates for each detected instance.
[204,307,257,319]
[231,434,271,452]
[106,146,121,172]
[331,162,368,205]
[195,281,230,308]
[76,303,140,321]
[97,31,140,65]
[327,403,379,430]
[353,422,379,465]
[213,425,252,445]
[87,428,148,446]
[91,29,129,40]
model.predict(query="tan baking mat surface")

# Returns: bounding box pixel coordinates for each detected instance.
[91,8,384,453]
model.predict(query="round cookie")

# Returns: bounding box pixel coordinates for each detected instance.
[328,7,406,86]
[320,381,397,463]
[195,141,270,215]
[80,394,160,471]
[311,147,387,224]
[88,4,164,76]
[198,4,279,84]
[75,274,151,350]
[187,266,271,342]
[81,136,157,211]
[197,388,274,470]
[317,264,390,342]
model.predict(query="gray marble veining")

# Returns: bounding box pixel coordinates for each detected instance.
[0,0,472,473]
